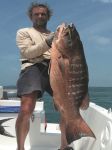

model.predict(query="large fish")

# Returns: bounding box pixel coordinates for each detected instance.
[50,23,95,150]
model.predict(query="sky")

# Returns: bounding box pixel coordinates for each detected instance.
[0,0,112,87]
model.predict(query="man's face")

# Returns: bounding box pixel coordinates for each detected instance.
[31,7,49,27]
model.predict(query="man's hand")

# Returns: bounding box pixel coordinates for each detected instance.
[46,32,55,47]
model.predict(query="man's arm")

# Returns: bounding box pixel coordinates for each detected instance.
[16,28,50,59]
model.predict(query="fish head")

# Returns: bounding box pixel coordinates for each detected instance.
[52,23,80,57]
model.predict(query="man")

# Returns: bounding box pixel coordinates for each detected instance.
[16,2,54,150]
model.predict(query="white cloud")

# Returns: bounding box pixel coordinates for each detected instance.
[91,35,111,46]
[93,0,112,3]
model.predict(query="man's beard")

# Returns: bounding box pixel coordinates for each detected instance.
[34,20,47,27]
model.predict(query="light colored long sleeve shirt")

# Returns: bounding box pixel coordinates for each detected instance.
[16,27,51,70]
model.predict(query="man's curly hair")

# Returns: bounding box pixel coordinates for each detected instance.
[27,1,53,20]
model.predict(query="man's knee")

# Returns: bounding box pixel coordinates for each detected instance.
[20,97,36,116]
[20,104,34,116]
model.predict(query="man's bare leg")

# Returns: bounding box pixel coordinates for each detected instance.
[15,91,37,150]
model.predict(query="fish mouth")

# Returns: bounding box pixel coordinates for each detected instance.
[53,22,80,57]
[0,118,15,138]
[65,23,74,30]
[55,23,75,43]
[62,23,75,47]
[58,23,75,41]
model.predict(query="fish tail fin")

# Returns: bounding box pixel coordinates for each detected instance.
[66,117,95,144]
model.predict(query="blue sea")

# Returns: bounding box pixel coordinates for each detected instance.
[3,86,112,123]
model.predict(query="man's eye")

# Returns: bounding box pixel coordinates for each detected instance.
[33,13,47,16]
[41,13,47,16]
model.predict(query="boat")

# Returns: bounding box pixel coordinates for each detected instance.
[0,86,112,150]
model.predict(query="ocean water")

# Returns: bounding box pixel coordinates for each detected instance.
[3,86,112,123]
[89,87,112,109]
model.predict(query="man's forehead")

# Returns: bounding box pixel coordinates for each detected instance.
[32,7,47,13]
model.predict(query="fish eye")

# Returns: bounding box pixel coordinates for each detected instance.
[57,29,59,32]
[64,31,69,36]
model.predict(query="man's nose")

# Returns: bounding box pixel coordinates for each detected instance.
[38,14,42,17]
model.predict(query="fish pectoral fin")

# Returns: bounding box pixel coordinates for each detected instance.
[58,57,65,76]
[65,118,95,144]
[80,94,89,110]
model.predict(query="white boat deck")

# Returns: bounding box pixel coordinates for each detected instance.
[0,99,112,150]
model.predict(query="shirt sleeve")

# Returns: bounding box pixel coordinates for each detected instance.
[16,28,50,59]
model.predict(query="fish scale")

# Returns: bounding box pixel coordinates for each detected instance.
[64,57,87,103]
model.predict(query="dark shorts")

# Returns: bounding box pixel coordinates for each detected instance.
[17,63,52,98]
